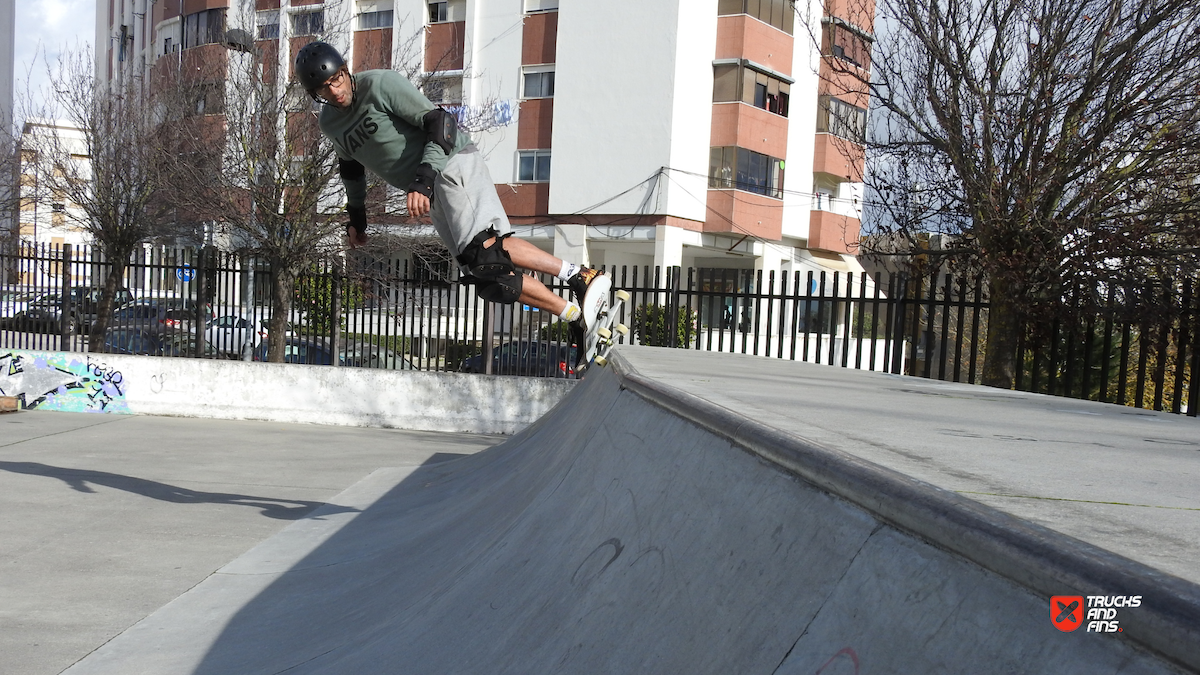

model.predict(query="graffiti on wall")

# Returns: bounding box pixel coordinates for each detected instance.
[0,352,130,413]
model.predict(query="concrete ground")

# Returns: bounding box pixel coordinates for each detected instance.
[0,411,501,675]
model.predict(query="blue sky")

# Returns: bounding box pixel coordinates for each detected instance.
[13,0,95,118]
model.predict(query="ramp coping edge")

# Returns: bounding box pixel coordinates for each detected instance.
[607,349,1200,673]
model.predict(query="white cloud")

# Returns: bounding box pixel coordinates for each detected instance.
[14,0,95,119]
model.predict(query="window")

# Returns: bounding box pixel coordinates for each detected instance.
[712,61,790,117]
[822,18,872,69]
[428,2,448,23]
[183,9,225,49]
[708,146,785,198]
[256,10,280,39]
[717,0,794,35]
[424,76,463,105]
[524,0,559,12]
[292,10,324,36]
[816,96,867,143]
[119,25,129,62]
[163,37,174,55]
[360,10,394,29]
[518,150,551,182]
[522,68,555,99]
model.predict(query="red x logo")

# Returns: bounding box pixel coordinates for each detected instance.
[1051,596,1084,632]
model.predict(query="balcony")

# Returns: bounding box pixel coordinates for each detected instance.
[808,207,860,254]
[705,189,783,240]
[426,21,465,72]
[813,133,864,183]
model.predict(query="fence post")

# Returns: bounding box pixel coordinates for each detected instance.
[331,257,343,366]
[60,244,74,351]
[669,266,681,348]
[193,248,207,358]
[482,301,494,375]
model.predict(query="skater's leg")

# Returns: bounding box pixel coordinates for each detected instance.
[518,274,569,315]
[486,235,561,277]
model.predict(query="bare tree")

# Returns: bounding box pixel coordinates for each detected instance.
[162,23,345,362]
[813,0,1200,387]
[23,47,188,348]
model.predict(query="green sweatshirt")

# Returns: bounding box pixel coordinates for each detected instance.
[318,69,471,208]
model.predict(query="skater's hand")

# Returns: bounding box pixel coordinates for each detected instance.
[347,224,368,249]
[407,191,431,219]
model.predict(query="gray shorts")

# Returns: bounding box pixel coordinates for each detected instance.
[430,145,512,262]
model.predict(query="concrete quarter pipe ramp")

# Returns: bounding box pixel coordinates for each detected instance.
[65,348,1198,674]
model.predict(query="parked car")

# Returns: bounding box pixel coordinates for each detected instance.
[206,314,270,356]
[12,286,135,334]
[253,337,418,370]
[110,299,213,336]
[254,336,337,365]
[101,328,165,356]
[341,343,417,370]
[161,333,227,359]
[459,341,578,378]
[0,290,46,328]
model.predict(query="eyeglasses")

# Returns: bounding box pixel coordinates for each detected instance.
[316,70,347,97]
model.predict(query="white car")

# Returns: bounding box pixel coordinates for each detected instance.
[205,315,269,356]
[1,290,48,326]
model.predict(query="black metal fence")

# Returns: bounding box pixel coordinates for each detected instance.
[2,243,1196,415]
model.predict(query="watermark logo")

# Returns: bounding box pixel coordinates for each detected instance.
[1052,595,1141,633]
[1051,596,1084,632]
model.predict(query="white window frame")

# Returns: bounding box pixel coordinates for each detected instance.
[517,150,551,183]
[428,1,449,23]
[520,65,555,100]
[290,9,324,36]
[358,9,394,30]
[524,0,559,13]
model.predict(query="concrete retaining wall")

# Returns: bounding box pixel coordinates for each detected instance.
[0,349,576,434]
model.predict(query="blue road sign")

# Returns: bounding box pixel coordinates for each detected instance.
[177,265,196,282]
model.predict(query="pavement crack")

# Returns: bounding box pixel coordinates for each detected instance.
[0,415,131,450]
[770,522,884,675]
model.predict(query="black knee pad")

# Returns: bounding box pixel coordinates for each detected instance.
[475,272,523,304]
[456,227,516,279]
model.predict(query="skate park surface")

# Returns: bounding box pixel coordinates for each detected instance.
[2,346,1197,674]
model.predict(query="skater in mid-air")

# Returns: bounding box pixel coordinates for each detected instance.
[295,42,608,362]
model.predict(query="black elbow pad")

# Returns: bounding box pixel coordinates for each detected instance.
[422,108,458,155]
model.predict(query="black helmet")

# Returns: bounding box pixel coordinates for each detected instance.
[294,42,346,92]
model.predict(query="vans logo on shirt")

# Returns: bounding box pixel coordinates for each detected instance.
[340,111,379,154]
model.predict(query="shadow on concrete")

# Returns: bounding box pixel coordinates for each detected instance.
[0,461,351,520]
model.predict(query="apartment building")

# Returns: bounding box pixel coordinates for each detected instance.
[97,0,873,283]
[13,119,93,248]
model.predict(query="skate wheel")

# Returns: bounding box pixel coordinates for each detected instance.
[615,323,629,337]
[594,354,609,367]
[615,290,631,303]
[597,327,612,340]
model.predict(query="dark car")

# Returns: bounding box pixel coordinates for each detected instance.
[459,341,578,378]
[13,286,135,334]
[110,299,213,336]
[254,337,337,365]
[253,337,418,369]
[101,328,166,356]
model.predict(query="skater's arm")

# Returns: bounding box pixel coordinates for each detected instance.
[375,70,463,171]
[338,156,369,246]
[339,157,367,209]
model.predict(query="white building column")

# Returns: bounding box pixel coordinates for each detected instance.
[553,224,589,267]
[653,224,685,272]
